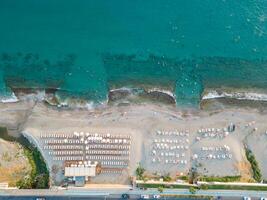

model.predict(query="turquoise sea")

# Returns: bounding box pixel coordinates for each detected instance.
[0,0,266,107]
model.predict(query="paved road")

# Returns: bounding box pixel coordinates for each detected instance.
[0,195,261,200]
[1,188,267,200]
[0,196,240,200]
[0,197,106,200]
[63,188,267,198]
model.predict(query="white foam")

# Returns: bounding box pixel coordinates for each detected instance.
[0,92,19,103]
[109,87,133,92]
[56,96,107,110]
[18,90,46,102]
[202,89,267,102]
[202,91,224,100]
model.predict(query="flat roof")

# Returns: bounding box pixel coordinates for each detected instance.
[65,165,96,177]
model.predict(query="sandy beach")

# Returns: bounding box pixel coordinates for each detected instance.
[0,101,267,185]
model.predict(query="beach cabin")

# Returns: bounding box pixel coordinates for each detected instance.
[64,161,98,186]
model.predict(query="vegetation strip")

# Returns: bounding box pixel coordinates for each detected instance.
[137,182,267,191]
[137,183,195,189]
[204,184,267,191]
[162,194,214,200]
[245,147,262,182]
[0,127,49,189]
[198,175,241,182]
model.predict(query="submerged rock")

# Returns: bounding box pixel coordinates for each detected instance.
[108,87,176,105]
[108,88,132,102]
[142,90,176,105]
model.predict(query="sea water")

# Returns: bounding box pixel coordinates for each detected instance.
[0,0,266,107]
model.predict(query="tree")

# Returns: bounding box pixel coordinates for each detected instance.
[34,174,49,189]
[245,148,262,182]
[16,176,33,189]
[189,187,196,194]
[136,163,145,180]
[200,184,208,190]
[162,174,172,182]
[188,167,199,184]
[158,186,164,193]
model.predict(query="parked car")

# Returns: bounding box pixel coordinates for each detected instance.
[121,193,130,199]
[153,194,160,199]
[140,194,150,199]
[260,198,267,200]
[243,197,251,200]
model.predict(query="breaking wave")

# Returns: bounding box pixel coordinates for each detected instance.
[0,88,105,110]
[202,88,267,102]
[54,96,106,110]
[108,86,176,105]
[2,85,267,109]
[0,92,19,103]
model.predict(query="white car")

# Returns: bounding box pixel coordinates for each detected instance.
[260,198,267,200]
[243,197,251,200]
[141,194,150,199]
[153,194,160,199]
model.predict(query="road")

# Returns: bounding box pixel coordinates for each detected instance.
[1,188,267,200]
[0,196,261,200]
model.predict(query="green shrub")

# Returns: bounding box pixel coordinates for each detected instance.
[0,127,49,189]
[200,184,208,190]
[136,163,145,180]
[205,184,267,191]
[137,183,193,189]
[245,148,262,182]
[189,186,197,194]
[17,140,49,189]
[198,175,241,182]
[179,176,189,181]
[162,174,172,182]
[158,186,164,193]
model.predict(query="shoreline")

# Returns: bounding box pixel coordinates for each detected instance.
[3,85,267,112]
[0,81,267,109]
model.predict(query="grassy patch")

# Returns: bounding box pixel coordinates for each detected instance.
[138,182,267,191]
[16,136,49,189]
[189,186,197,194]
[178,175,189,181]
[198,175,241,182]
[2,152,12,162]
[137,183,195,189]
[0,126,49,189]
[206,184,267,191]
[162,174,172,182]
[245,148,262,182]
